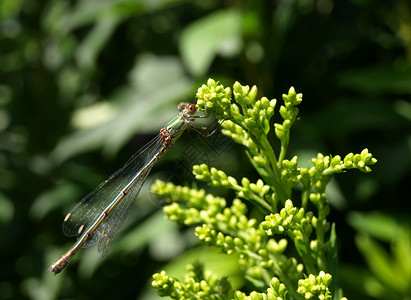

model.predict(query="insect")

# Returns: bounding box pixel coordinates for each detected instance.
[49,102,206,274]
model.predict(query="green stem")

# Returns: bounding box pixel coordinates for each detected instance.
[228,182,272,212]
[301,188,310,211]
[277,123,290,165]
[260,136,289,202]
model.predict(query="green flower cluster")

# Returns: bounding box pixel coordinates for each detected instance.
[152,181,304,298]
[151,79,377,299]
[193,164,274,212]
[296,271,347,300]
[152,262,232,299]
[261,200,311,236]
[197,79,287,201]
[150,180,226,226]
[234,277,287,300]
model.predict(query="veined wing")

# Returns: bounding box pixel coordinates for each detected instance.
[62,134,166,248]
[97,160,154,258]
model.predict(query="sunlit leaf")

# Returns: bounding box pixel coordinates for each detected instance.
[180,9,242,76]
[76,16,120,70]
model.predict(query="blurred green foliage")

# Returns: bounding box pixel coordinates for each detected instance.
[1,0,411,299]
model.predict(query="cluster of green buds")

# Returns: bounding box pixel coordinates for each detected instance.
[193,164,274,211]
[152,180,305,298]
[151,79,377,299]
[234,277,287,300]
[296,271,348,300]
[152,263,232,299]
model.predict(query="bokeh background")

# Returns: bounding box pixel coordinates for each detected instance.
[1,0,411,299]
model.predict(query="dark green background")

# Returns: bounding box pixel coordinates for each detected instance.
[1,0,410,299]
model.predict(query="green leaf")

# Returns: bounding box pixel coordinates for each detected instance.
[348,212,402,242]
[355,233,409,293]
[76,15,120,70]
[180,9,242,76]
[392,229,411,279]
[327,224,340,300]
[339,264,396,300]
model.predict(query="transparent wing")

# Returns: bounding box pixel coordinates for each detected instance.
[97,162,153,258]
[62,134,165,248]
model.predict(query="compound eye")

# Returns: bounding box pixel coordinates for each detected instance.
[187,104,196,113]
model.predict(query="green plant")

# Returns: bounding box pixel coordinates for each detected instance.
[344,212,411,299]
[151,79,377,299]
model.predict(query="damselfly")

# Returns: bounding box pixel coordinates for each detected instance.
[49,102,206,274]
